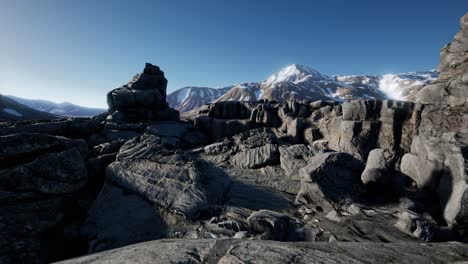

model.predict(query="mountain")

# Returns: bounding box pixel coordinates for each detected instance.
[378,71,437,101]
[168,64,437,113]
[0,94,61,122]
[166,86,232,113]
[213,82,261,102]
[7,95,106,117]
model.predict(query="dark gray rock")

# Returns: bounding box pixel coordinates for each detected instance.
[231,144,279,169]
[81,183,166,253]
[55,239,468,264]
[279,144,313,179]
[106,63,179,122]
[0,133,88,263]
[247,210,291,241]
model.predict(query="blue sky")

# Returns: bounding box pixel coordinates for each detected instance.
[0,0,466,108]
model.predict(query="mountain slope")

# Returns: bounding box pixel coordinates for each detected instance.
[378,70,437,101]
[7,95,106,117]
[0,94,61,122]
[168,64,438,113]
[166,86,232,113]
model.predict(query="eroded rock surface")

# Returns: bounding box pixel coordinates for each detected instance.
[56,239,468,264]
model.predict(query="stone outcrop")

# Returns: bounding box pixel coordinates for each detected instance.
[0,133,88,263]
[295,152,364,210]
[401,13,468,231]
[106,63,179,122]
[56,239,468,264]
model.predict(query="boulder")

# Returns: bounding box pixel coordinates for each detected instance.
[106,63,179,122]
[303,127,322,145]
[279,144,313,179]
[295,152,364,209]
[361,148,392,187]
[400,153,443,190]
[231,144,279,169]
[81,183,166,253]
[395,210,437,241]
[247,210,291,241]
[146,121,208,148]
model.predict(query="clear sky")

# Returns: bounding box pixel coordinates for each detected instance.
[0,0,466,108]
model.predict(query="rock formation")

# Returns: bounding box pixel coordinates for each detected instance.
[106,63,179,122]
[0,13,467,264]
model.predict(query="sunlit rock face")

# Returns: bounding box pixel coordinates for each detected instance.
[106,63,179,122]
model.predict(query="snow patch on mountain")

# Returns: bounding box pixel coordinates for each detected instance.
[3,108,23,117]
[379,71,437,100]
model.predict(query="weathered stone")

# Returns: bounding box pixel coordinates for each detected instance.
[279,144,313,179]
[0,133,88,262]
[247,210,291,241]
[296,152,364,209]
[81,183,166,253]
[395,210,437,241]
[231,144,279,169]
[106,63,179,122]
[400,153,443,190]
[56,239,468,264]
[361,148,391,187]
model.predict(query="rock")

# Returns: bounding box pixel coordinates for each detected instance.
[92,140,123,156]
[105,130,141,141]
[395,210,437,241]
[81,183,166,253]
[231,144,279,169]
[233,231,248,239]
[416,13,468,104]
[279,144,313,179]
[106,63,179,122]
[342,100,381,121]
[285,117,305,143]
[247,210,291,241]
[400,153,443,190]
[195,116,252,141]
[303,127,322,145]
[295,152,364,209]
[207,101,253,119]
[361,148,392,187]
[0,133,88,262]
[108,149,231,220]
[146,121,208,148]
[338,120,381,161]
[56,239,468,264]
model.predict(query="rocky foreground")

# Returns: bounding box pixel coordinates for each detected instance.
[1,14,467,264]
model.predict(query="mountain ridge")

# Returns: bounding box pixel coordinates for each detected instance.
[167,64,437,113]
[6,95,106,117]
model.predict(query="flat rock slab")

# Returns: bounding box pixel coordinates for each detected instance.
[55,239,468,264]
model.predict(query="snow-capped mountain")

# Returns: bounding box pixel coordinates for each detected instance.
[6,96,106,117]
[214,82,262,102]
[166,86,232,113]
[378,71,437,101]
[260,64,388,102]
[167,64,437,113]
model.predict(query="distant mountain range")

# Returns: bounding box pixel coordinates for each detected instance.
[167,64,437,113]
[0,94,61,122]
[6,95,106,117]
[1,64,437,122]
